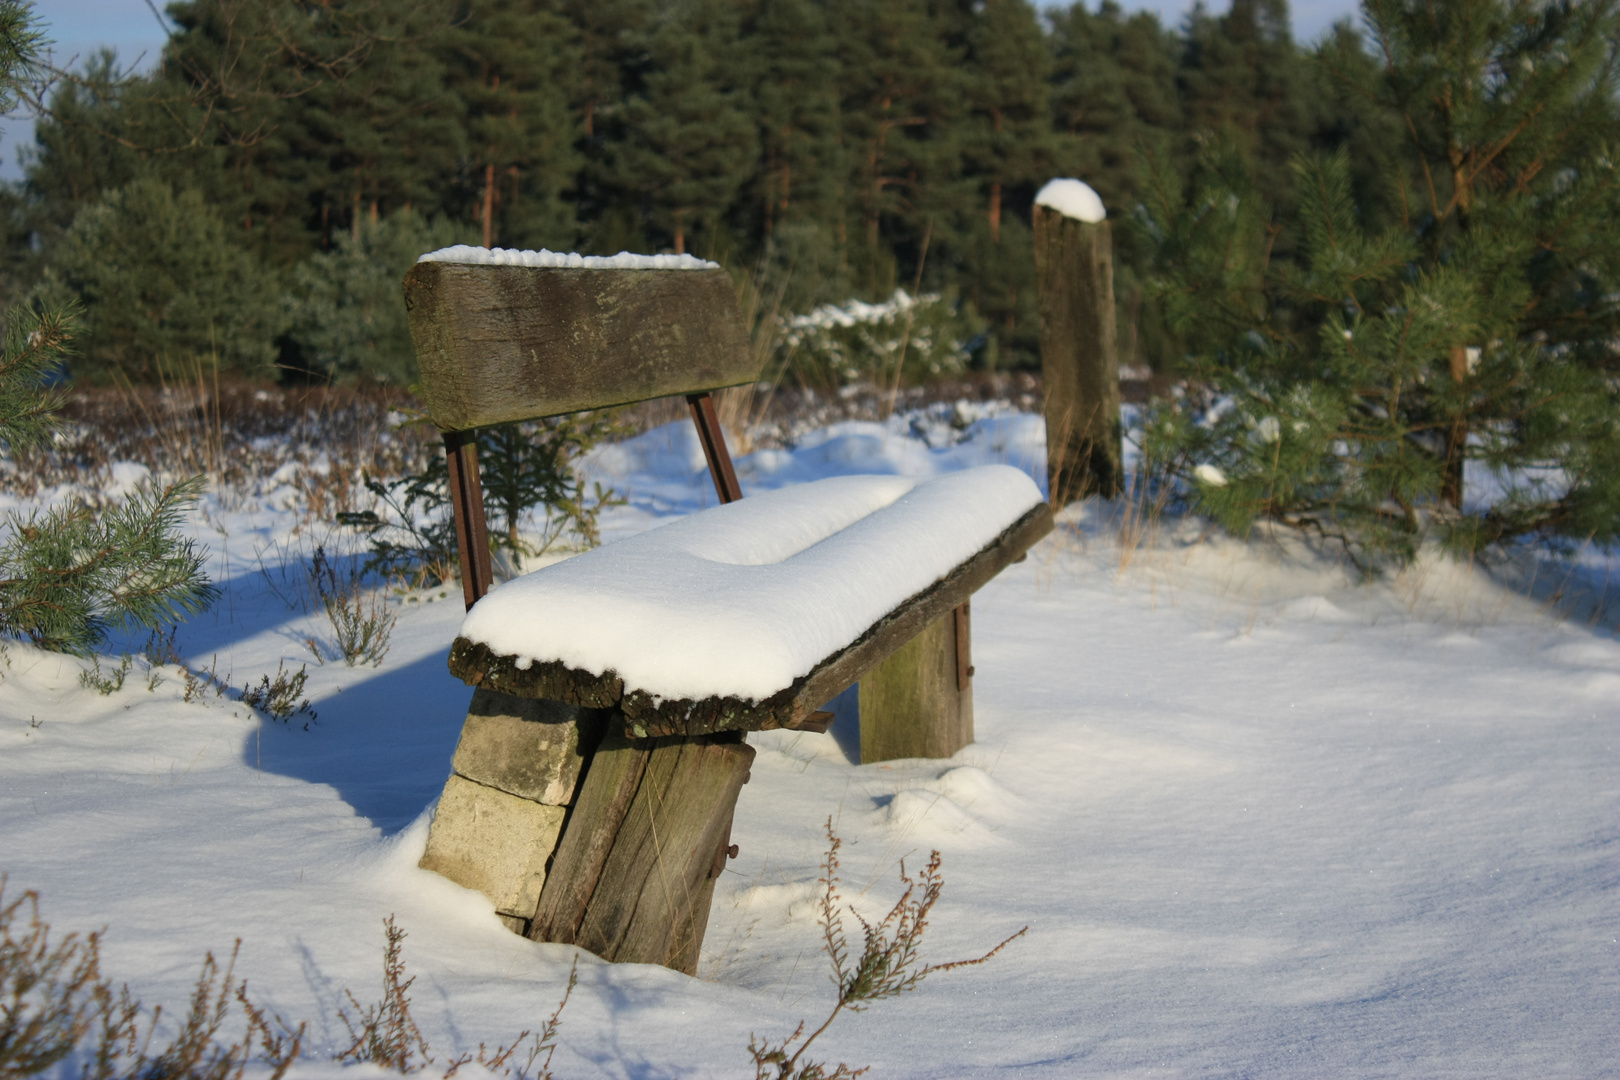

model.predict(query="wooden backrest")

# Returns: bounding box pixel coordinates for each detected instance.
[403,260,757,432]
[402,255,758,610]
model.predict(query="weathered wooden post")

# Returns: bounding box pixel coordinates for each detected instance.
[1032,179,1122,505]
[858,603,972,763]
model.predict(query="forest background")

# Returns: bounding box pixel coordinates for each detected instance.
[0,0,1385,386]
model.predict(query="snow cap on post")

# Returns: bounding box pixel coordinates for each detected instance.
[1034,179,1106,224]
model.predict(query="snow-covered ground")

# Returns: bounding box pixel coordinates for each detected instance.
[1,408,1615,1078]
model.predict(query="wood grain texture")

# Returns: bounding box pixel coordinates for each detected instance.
[1033,205,1122,504]
[527,733,754,973]
[859,610,973,763]
[572,736,753,972]
[446,501,1055,737]
[404,262,759,432]
[527,734,651,945]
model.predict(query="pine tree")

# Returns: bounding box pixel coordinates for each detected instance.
[955,0,1054,362]
[0,0,217,654]
[444,0,583,251]
[40,176,281,381]
[739,0,848,307]
[830,0,959,297]
[1178,0,1315,178]
[20,51,156,252]
[605,0,756,255]
[1049,0,1182,213]
[1141,0,1620,567]
[1049,1,1185,374]
[283,210,469,385]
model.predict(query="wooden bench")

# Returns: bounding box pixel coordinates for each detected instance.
[402,247,1053,973]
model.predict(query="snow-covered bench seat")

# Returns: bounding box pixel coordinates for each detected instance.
[447,466,1053,739]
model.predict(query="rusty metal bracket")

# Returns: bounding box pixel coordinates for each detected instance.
[687,392,743,504]
[954,601,973,692]
[444,429,495,610]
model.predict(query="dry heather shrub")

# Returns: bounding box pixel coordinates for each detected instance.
[749,821,1027,1080]
[0,878,303,1080]
[339,916,575,1080]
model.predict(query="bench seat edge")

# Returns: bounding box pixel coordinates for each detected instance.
[445,500,1055,737]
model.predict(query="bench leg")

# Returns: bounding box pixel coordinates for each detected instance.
[858,602,974,763]
[529,732,754,974]
[420,691,754,973]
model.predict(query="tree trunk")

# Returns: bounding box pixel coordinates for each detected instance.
[1442,344,1469,510]
[482,161,496,249]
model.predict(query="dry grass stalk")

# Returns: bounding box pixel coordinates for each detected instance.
[1,379,433,522]
[338,916,576,1080]
[1117,455,1172,575]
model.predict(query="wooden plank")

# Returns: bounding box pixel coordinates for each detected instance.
[1033,205,1122,504]
[404,262,759,433]
[444,430,494,610]
[570,736,754,973]
[445,501,1055,736]
[687,392,743,503]
[859,610,973,763]
[527,734,651,945]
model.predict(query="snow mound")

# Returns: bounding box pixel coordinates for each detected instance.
[459,467,1045,702]
[877,789,1000,847]
[418,245,718,270]
[1035,178,1106,223]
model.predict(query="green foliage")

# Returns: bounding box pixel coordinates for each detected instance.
[604,0,758,255]
[0,4,215,656]
[77,654,130,695]
[0,302,69,452]
[446,0,583,251]
[340,412,623,584]
[477,413,628,569]
[11,0,1591,384]
[0,474,219,654]
[0,0,43,114]
[1140,0,1620,567]
[41,178,281,382]
[339,469,460,588]
[283,211,468,385]
[776,290,983,390]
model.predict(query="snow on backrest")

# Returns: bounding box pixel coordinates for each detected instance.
[418,245,719,270]
[458,466,1044,703]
